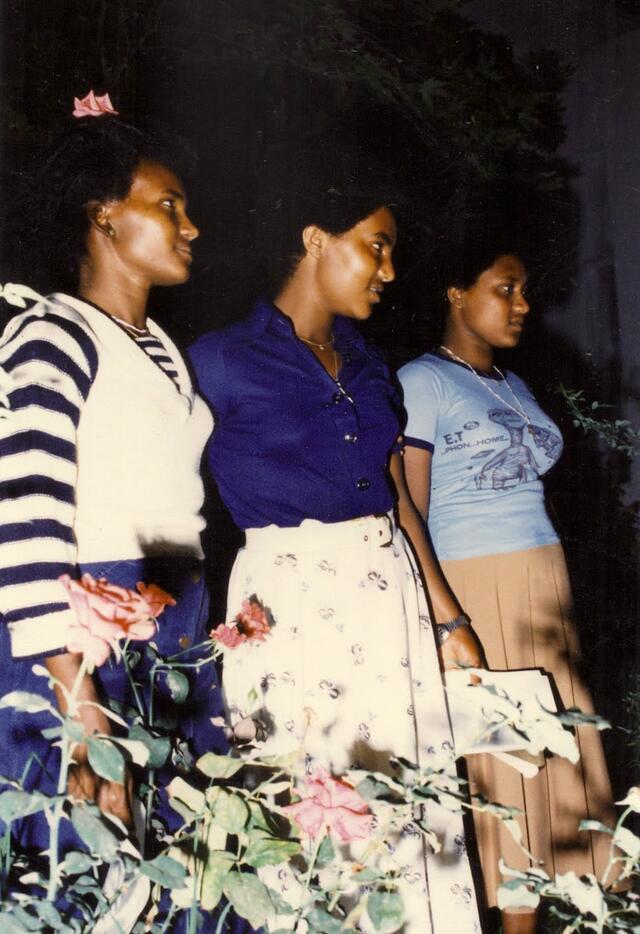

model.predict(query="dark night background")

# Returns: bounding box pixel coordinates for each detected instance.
[1,0,640,792]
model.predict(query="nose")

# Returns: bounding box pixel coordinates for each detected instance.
[514,289,529,314]
[181,212,199,241]
[379,252,395,284]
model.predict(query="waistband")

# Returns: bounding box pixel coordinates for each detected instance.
[244,512,396,553]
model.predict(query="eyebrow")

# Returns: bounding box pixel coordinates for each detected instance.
[373,231,395,246]
[162,188,187,204]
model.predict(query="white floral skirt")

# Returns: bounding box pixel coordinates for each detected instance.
[223,513,481,933]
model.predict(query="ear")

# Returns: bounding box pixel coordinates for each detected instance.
[301,224,327,259]
[85,200,115,239]
[447,285,464,308]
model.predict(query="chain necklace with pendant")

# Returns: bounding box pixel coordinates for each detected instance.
[298,332,354,403]
[439,345,533,432]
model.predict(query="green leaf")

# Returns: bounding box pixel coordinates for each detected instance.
[316,833,335,867]
[87,736,126,783]
[0,912,30,934]
[367,890,405,933]
[357,775,401,802]
[140,854,187,888]
[128,723,171,769]
[247,800,274,833]
[60,851,96,876]
[352,867,381,882]
[8,907,41,931]
[306,908,344,933]
[579,819,614,835]
[70,803,119,861]
[40,725,63,740]
[213,788,250,833]
[0,691,57,715]
[0,790,55,822]
[32,901,63,929]
[243,831,301,868]
[197,751,243,780]
[64,720,87,743]
[201,850,235,911]
[164,670,189,704]
[223,871,274,929]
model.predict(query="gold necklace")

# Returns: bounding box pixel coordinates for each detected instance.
[298,333,335,351]
[439,345,533,431]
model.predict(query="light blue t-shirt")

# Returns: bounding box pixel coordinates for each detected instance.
[398,352,563,560]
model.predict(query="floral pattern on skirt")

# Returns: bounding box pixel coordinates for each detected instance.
[222,513,481,933]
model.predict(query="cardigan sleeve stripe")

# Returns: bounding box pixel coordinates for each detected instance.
[0,430,76,463]
[0,519,76,545]
[0,307,98,657]
[1,602,70,625]
[4,342,93,399]
[0,475,76,503]
[9,385,81,426]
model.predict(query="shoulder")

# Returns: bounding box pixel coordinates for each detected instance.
[503,369,536,398]
[398,352,449,399]
[0,294,99,379]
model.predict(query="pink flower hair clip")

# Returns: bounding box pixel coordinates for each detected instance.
[72,90,119,119]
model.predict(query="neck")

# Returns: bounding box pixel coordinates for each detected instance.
[78,264,150,330]
[442,323,494,372]
[274,267,335,345]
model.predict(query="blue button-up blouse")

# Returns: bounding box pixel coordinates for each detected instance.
[188,300,402,529]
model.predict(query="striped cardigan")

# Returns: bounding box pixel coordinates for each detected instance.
[0,294,213,657]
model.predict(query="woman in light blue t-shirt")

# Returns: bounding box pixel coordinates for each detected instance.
[399,244,615,934]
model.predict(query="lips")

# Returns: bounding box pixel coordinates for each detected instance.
[175,245,193,263]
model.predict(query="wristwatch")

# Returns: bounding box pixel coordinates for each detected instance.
[436,613,471,645]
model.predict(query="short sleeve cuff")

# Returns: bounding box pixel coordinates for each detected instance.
[403,436,435,453]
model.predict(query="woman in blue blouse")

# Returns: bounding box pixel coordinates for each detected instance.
[190,160,483,932]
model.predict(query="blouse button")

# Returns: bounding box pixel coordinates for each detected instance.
[179,635,192,649]
[356,478,371,491]
[344,432,358,443]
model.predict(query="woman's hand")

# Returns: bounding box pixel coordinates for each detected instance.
[68,747,134,830]
[46,652,135,829]
[439,625,486,671]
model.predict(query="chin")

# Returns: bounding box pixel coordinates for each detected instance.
[163,269,191,286]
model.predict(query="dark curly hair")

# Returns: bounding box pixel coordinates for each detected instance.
[255,143,401,294]
[8,115,195,291]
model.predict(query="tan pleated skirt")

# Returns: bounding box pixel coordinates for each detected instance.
[441,542,616,908]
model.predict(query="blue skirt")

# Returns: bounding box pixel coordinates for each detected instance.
[0,557,230,891]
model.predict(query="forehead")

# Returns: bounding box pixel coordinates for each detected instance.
[352,206,397,245]
[484,254,526,279]
[127,160,185,200]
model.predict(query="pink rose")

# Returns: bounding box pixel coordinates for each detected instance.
[283,769,373,842]
[234,599,270,641]
[210,597,271,650]
[136,581,176,617]
[60,573,172,668]
[211,622,247,649]
[72,90,119,118]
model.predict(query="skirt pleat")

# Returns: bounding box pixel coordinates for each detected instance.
[442,542,616,907]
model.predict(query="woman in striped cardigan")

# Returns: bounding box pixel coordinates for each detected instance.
[0,112,222,854]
